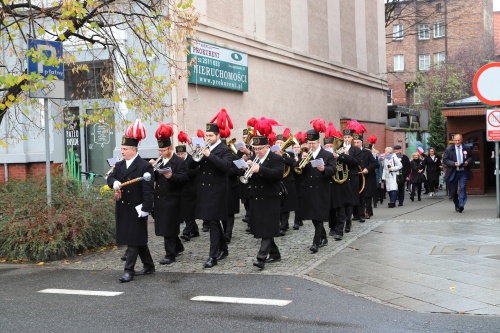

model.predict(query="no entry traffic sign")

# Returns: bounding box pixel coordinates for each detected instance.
[487,109,500,141]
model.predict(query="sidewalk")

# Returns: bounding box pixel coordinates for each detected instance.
[42,190,500,315]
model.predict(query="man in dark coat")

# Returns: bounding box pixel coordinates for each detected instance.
[337,129,362,232]
[359,142,379,219]
[443,134,473,212]
[246,135,285,269]
[394,145,411,206]
[151,129,188,265]
[189,122,233,268]
[294,129,335,253]
[107,133,155,283]
[177,145,200,241]
[222,140,240,243]
[274,133,297,236]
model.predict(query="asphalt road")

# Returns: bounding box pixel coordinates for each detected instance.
[0,266,498,333]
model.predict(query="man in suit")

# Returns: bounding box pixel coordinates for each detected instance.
[107,131,155,283]
[294,129,335,253]
[151,127,188,265]
[443,134,473,212]
[394,145,411,206]
[246,135,285,269]
[178,145,200,241]
[189,122,233,268]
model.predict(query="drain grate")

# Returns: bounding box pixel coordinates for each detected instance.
[430,245,500,255]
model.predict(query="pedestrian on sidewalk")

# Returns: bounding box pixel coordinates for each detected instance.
[381,147,402,208]
[443,134,473,213]
[393,145,410,206]
[409,152,425,202]
[423,147,441,196]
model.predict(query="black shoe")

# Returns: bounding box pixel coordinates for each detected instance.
[216,250,228,260]
[120,252,127,261]
[458,206,464,213]
[136,267,156,275]
[334,234,343,241]
[310,244,319,253]
[202,226,209,232]
[279,230,285,236]
[253,260,265,269]
[159,257,175,265]
[329,230,335,237]
[352,216,360,221]
[319,238,328,247]
[359,218,365,223]
[410,196,414,201]
[190,232,200,238]
[345,220,351,233]
[204,257,217,268]
[176,244,185,255]
[180,234,190,241]
[293,223,300,230]
[119,272,134,283]
[265,257,281,264]
[245,226,251,233]
[455,206,460,212]
[398,203,403,206]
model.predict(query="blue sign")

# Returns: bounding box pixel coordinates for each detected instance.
[28,39,64,80]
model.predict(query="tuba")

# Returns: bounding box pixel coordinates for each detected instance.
[280,133,295,178]
[227,138,238,154]
[294,148,313,174]
[244,127,254,145]
[332,136,349,184]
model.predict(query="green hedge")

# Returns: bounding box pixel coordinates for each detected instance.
[0,175,115,261]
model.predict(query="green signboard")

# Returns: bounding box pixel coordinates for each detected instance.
[188,41,248,92]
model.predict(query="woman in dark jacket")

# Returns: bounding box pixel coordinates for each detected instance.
[409,152,425,201]
[423,147,441,196]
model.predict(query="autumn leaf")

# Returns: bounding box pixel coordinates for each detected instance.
[36,262,45,266]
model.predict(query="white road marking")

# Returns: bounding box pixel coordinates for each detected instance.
[191,296,291,306]
[38,289,123,297]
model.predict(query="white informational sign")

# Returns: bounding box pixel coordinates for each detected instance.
[486,109,500,142]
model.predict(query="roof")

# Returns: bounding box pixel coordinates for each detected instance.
[443,96,486,108]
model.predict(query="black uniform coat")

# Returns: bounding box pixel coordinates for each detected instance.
[180,154,198,221]
[249,151,285,239]
[295,148,335,222]
[153,154,188,237]
[107,155,154,246]
[227,154,241,215]
[189,141,233,220]
[337,146,362,203]
[238,147,253,200]
[423,155,441,182]
[409,159,425,183]
[359,149,379,198]
[280,153,297,213]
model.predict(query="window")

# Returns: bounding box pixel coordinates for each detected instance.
[414,86,422,105]
[394,55,404,71]
[434,22,445,38]
[64,60,113,101]
[419,54,430,70]
[418,24,430,40]
[387,89,393,105]
[393,24,403,40]
[434,52,445,66]
[436,3,442,12]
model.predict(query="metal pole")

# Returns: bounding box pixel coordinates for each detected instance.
[496,141,499,218]
[44,98,52,208]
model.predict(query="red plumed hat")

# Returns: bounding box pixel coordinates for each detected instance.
[125,119,147,141]
[324,122,338,138]
[178,130,191,144]
[155,122,174,141]
[268,131,277,146]
[283,128,291,139]
[254,117,281,136]
[197,129,204,138]
[247,117,258,128]
[368,134,377,144]
[295,131,306,144]
[219,127,231,139]
[310,118,326,133]
[210,108,234,132]
[346,119,367,134]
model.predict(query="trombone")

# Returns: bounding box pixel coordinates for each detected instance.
[239,157,260,184]
[294,148,313,174]
[192,142,210,162]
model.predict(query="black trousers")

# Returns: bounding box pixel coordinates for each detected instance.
[182,220,199,236]
[257,238,280,261]
[124,245,154,274]
[333,205,347,236]
[222,214,235,238]
[359,197,366,218]
[164,236,183,259]
[411,182,422,199]
[328,205,337,230]
[397,182,406,204]
[206,219,228,258]
[365,197,373,216]
[280,211,290,231]
[312,220,327,245]
[345,205,353,222]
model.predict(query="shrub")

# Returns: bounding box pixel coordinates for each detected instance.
[0,174,116,261]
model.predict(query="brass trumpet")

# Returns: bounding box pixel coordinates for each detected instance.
[152,155,163,171]
[294,148,313,174]
[192,142,210,162]
[240,157,260,184]
[280,133,295,178]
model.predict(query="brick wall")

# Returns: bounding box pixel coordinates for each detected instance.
[495,12,500,56]
[340,118,386,153]
[0,163,62,183]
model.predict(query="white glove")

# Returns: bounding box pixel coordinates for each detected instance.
[139,211,149,218]
[113,181,121,190]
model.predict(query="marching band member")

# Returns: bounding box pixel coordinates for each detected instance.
[189,109,233,268]
[360,138,379,219]
[150,123,188,265]
[294,120,335,253]
[221,136,240,243]
[107,120,155,283]
[292,131,306,230]
[246,118,285,269]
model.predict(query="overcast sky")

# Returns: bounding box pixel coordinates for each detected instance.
[495,0,499,12]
